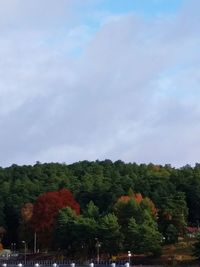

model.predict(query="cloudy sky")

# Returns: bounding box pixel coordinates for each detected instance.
[0,0,199,167]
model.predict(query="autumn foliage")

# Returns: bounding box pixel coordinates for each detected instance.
[31,189,80,232]
[117,192,157,217]
[118,193,143,204]
[21,203,34,222]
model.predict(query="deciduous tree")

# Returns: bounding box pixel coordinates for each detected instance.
[31,189,80,248]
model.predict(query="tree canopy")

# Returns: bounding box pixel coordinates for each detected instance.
[0,160,199,257]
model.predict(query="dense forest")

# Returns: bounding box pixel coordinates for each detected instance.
[0,160,200,258]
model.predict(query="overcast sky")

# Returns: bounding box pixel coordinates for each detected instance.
[0,0,199,167]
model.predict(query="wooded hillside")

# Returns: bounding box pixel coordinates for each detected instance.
[0,160,200,256]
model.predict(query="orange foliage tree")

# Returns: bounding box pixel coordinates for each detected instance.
[117,192,157,218]
[0,227,6,251]
[20,203,34,243]
[21,203,34,222]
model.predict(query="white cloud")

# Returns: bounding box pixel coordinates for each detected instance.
[0,0,199,167]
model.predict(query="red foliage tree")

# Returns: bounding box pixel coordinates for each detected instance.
[31,189,80,247]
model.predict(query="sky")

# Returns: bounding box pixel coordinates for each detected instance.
[0,0,199,167]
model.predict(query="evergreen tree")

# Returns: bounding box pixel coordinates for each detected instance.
[193,232,200,259]
[98,213,123,256]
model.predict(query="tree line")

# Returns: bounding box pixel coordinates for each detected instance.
[0,160,200,257]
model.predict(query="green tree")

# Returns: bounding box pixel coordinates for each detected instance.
[74,216,97,258]
[138,210,162,256]
[158,193,188,237]
[98,213,123,256]
[55,207,98,258]
[114,199,141,231]
[165,224,178,244]
[193,232,200,259]
[84,201,99,220]
[115,197,161,255]
[126,212,162,256]
[54,207,78,253]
